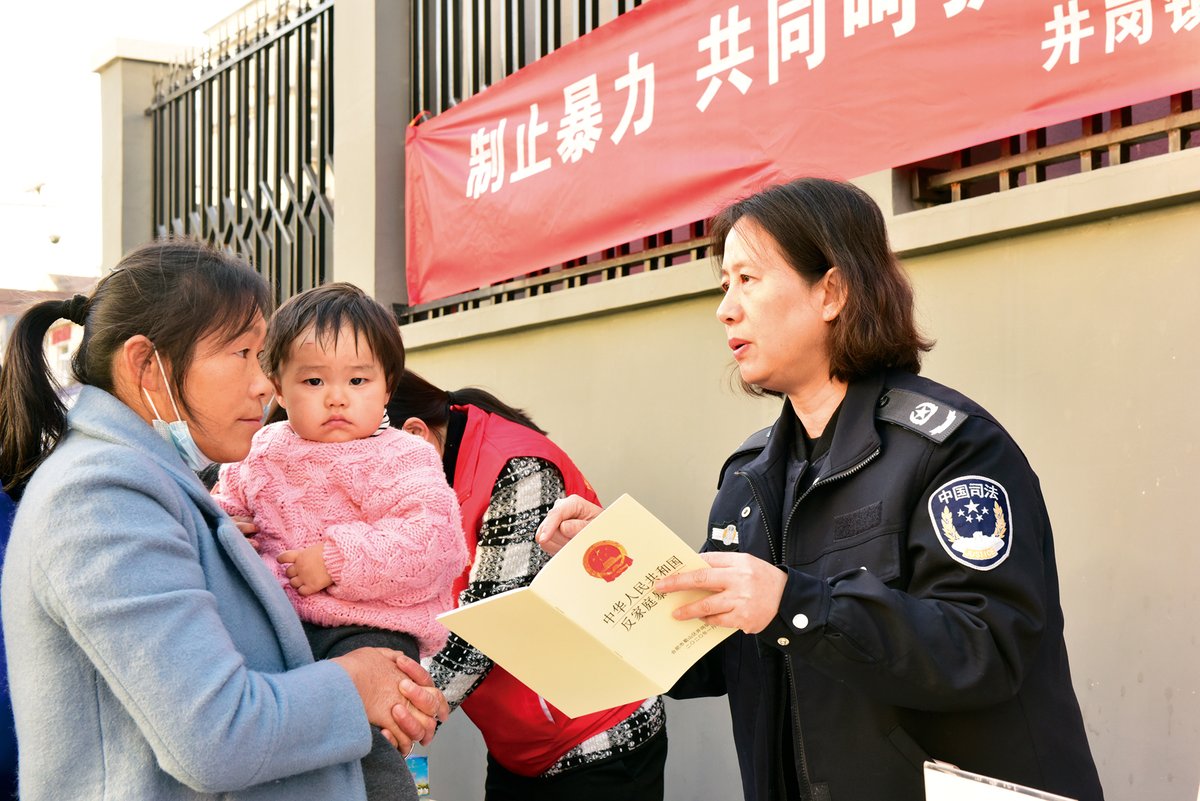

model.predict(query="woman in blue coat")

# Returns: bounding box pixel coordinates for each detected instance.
[0,240,446,801]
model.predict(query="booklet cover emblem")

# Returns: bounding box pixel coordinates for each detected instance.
[582,540,633,582]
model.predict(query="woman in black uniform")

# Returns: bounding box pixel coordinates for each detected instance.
[537,177,1103,801]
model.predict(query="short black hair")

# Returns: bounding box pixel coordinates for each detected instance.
[711,177,933,385]
[263,283,406,393]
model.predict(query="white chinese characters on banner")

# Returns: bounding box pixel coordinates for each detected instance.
[463,0,1195,200]
[769,0,825,83]
[1042,0,1198,70]
[464,56,658,196]
[844,0,916,38]
[696,6,755,112]
[1105,0,1154,51]
[557,75,604,163]
[465,120,506,199]
[511,103,552,183]
[612,53,655,144]
[1165,0,1200,31]
[1042,0,1095,69]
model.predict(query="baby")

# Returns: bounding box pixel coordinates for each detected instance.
[214,283,467,801]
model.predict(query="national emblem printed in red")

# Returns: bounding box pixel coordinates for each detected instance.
[583,540,634,583]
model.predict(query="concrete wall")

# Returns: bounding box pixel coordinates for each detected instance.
[404,153,1200,801]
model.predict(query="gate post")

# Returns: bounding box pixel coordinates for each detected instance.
[95,42,173,270]
[333,1,410,307]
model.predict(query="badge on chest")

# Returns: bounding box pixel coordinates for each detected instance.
[711,523,739,546]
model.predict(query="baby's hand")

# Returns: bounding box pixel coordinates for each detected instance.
[278,543,333,596]
[231,516,260,550]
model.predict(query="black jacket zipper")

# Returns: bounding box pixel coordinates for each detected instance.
[736,445,880,800]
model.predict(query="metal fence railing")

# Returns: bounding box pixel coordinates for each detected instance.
[149,0,334,307]
[394,223,709,325]
[411,0,646,118]
[907,91,1198,206]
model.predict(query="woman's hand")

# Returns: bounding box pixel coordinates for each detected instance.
[277,543,332,595]
[331,648,448,753]
[391,655,449,749]
[535,495,603,555]
[655,552,788,634]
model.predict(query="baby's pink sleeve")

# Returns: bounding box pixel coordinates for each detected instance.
[212,461,253,519]
[323,436,468,604]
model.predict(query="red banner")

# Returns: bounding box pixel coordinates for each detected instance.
[405,0,1200,304]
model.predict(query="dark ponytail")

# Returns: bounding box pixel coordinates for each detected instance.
[0,299,76,498]
[0,238,272,499]
[388,370,547,437]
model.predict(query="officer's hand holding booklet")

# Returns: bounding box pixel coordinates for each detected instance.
[436,494,736,718]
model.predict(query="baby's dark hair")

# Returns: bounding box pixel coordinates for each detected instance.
[263,283,405,392]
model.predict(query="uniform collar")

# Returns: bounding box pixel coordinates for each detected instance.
[743,372,886,485]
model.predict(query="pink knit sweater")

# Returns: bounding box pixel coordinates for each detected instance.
[214,422,468,657]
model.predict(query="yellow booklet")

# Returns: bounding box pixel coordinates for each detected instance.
[436,494,736,718]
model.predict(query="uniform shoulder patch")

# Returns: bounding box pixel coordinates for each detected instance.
[927,475,1013,571]
[876,388,966,443]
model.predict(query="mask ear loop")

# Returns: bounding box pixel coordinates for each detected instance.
[152,349,185,423]
[141,387,164,421]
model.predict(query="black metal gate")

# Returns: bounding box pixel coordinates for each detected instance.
[411,0,647,118]
[149,1,334,306]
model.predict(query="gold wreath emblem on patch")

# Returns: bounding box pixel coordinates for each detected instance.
[940,502,1006,541]
[940,502,1007,561]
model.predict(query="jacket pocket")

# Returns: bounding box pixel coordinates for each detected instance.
[833,501,882,540]
[794,528,902,583]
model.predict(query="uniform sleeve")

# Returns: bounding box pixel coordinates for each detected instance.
[428,457,563,710]
[323,437,469,603]
[666,644,728,699]
[28,464,370,793]
[758,417,1051,711]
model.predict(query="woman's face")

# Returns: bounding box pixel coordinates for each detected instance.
[176,315,273,464]
[716,220,837,397]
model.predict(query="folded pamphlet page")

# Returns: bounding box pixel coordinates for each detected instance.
[436,494,736,718]
[923,761,1078,801]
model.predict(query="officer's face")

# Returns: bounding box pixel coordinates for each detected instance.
[716,220,841,397]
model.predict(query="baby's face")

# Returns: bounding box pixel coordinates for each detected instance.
[273,324,390,443]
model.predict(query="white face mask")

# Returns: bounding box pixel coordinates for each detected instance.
[260,396,276,426]
[141,350,214,473]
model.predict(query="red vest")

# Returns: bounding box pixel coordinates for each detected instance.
[451,405,644,776]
